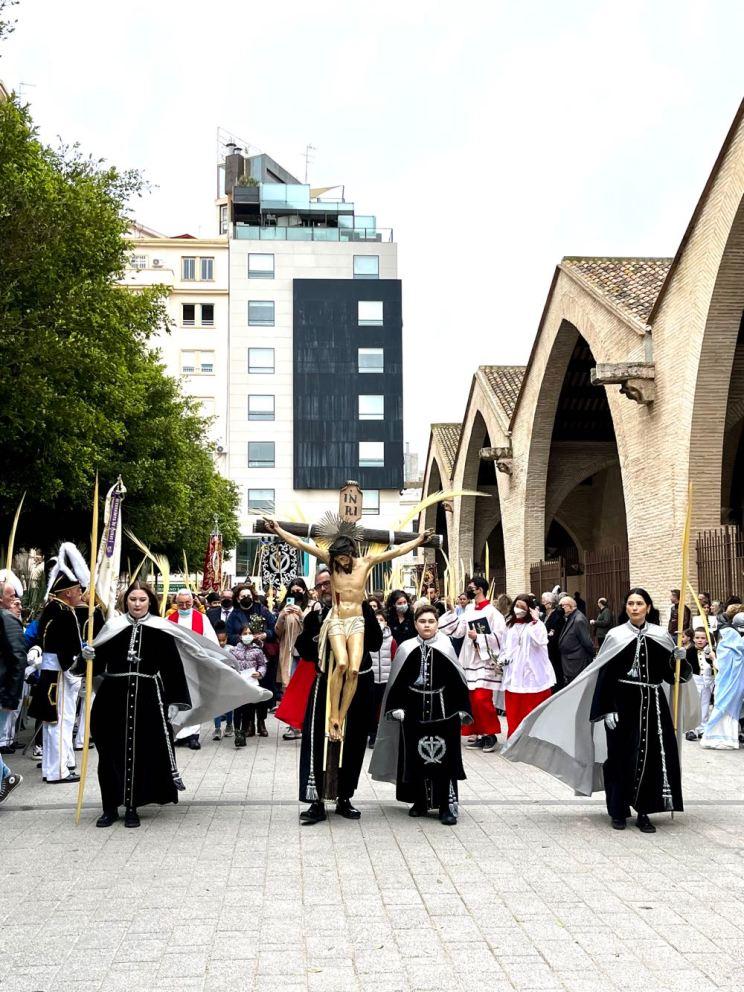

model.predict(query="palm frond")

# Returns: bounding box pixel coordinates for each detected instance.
[6,491,25,572]
[395,489,490,531]
[125,529,171,617]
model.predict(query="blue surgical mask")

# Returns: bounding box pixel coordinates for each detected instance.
[396,603,408,614]
[178,608,191,617]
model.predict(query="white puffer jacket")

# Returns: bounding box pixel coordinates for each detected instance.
[370,627,397,684]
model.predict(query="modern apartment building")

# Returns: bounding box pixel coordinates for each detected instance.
[124,151,404,580]
[122,224,229,457]
[221,151,403,576]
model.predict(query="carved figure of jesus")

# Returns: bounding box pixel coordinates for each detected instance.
[264,518,432,740]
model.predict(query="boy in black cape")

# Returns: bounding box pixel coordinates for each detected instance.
[370,603,472,825]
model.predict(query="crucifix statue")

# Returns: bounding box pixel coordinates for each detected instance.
[259,483,438,742]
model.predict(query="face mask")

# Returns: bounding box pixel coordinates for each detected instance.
[466,589,475,600]
[240,597,252,608]
[221,598,232,610]
[514,607,527,618]
[177,608,191,617]
[241,634,254,645]
[396,603,408,614]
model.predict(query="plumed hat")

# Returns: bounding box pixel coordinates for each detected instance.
[46,542,90,596]
[0,568,23,598]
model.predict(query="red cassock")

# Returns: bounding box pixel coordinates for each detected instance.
[275,658,317,730]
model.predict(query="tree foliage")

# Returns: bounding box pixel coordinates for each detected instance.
[0,96,240,563]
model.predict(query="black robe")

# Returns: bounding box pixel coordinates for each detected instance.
[298,601,382,803]
[590,627,692,817]
[90,621,191,811]
[28,601,104,722]
[382,638,471,810]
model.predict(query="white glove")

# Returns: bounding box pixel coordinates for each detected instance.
[27,646,42,669]
[167,704,179,722]
[81,645,96,662]
[673,647,687,662]
[604,712,619,731]
[390,709,405,722]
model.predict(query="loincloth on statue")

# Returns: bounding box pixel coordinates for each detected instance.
[318,610,366,669]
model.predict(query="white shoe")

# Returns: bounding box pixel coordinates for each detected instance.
[212,728,223,741]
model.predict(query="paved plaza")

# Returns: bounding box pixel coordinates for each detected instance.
[2,719,743,992]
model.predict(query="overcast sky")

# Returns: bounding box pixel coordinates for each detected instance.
[3,1,743,462]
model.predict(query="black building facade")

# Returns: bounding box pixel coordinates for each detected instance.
[293,278,403,491]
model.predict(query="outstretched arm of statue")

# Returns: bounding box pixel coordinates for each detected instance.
[368,528,433,566]
[263,518,329,564]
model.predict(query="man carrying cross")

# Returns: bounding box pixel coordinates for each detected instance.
[263,513,432,742]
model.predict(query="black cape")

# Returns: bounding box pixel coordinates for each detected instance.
[298,600,382,803]
[90,621,191,811]
[590,626,692,817]
[369,632,471,811]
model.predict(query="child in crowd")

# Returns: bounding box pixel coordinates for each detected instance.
[229,624,270,746]
[212,621,233,740]
[685,627,716,741]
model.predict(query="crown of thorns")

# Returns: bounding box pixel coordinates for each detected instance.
[315,512,363,550]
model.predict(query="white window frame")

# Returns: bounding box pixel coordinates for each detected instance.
[358,347,384,374]
[359,441,384,467]
[248,395,275,421]
[358,300,383,326]
[130,254,147,270]
[359,395,384,421]
[248,441,276,468]
[248,348,275,374]
[182,303,196,327]
[248,253,275,279]
[200,256,214,281]
[201,303,215,327]
[180,349,214,374]
[362,490,380,516]
[182,256,196,281]
[247,489,275,514]
[353,255,379,280]
[248,300,275,326]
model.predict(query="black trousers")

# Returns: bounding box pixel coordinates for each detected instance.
[235,701,269,731]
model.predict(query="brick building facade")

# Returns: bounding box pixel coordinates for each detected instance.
[420,99,744,618]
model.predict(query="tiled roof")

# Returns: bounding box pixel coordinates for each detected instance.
[561,256,673,326]
[431,423,462,478]
[479,366,526,419]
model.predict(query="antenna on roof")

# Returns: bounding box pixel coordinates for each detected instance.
[303,143,316,184]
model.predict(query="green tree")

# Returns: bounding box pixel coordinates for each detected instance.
[0,96,240,562]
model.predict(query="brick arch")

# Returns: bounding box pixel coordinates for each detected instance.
[450,388,508,570]
[420,453,455,558]
[687,194,744,531]
[509,286,634,583]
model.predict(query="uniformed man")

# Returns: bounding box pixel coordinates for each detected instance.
[28,543,104,784]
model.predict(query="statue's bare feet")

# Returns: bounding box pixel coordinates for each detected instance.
[328,716,343,742]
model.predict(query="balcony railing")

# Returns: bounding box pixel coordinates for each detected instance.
[234,225,393,242]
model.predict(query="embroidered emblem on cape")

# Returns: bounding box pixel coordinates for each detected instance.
[418,735,446,764]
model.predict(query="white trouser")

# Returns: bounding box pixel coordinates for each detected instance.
[42,670,82,781]
[74,682,95,748]
[693,673,714,733]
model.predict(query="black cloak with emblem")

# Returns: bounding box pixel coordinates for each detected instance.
[369,631,471,812]
[298,599,382,803]
[503,621,698,817]
[91,613,270,811]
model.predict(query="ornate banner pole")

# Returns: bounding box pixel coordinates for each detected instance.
[75,473,100,824]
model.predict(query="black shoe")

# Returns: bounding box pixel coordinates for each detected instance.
[465,737,485,749]
[257,720,268,738]
[611,818,626,830]
[124,808,140,828]
[300,801,326,825]
[368,736,376,749]
[234,731,246,748]
[96,810,119,828]
[246,724,256,738]
[409,803,428,817]
[439,810,457,825]
[636,814,656,834]
[0,745,16,754]
[335,798,361,820]
[187,737,201,750]
[47,773,80,783]
[685,731,699,742]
